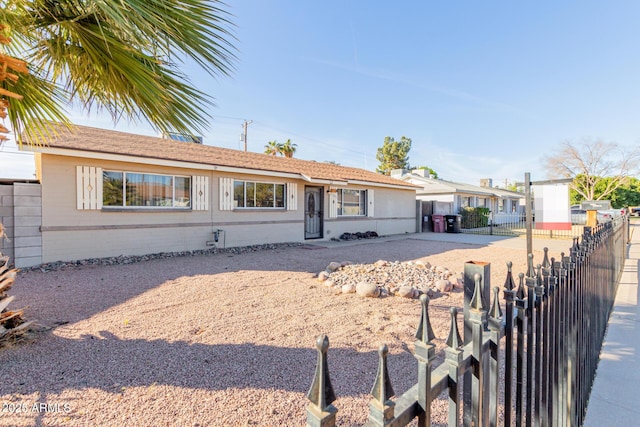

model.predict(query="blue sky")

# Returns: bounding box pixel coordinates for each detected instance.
[2,1,640,185]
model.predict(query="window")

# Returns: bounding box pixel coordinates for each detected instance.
[233,180,285,209]
[103,171,191,208]
[337,189,367,216]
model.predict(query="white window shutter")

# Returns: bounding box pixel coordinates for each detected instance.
[367,189,374,217]
[76,166,102,210]
[286,183,297,210]
[192,176,209,210]
[219,177,234,210]
[328,191,338,218]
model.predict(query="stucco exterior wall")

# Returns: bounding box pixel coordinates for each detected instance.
[324,187,416,238]
[37,155,417,264]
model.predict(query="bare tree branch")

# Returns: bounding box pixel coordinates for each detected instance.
[544,138,640,201]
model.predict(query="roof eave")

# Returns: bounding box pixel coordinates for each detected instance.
[30,146,303,180]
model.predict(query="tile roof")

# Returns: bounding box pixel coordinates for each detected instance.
[26,124,417,189]
[400,172,523,198]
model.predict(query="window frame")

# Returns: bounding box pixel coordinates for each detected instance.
[233,179,286,210]
[337,188,367,217]
[102,170,192,209]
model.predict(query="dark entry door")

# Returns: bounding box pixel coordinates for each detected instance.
[304,187,323,239]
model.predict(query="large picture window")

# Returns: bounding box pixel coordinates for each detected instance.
[103,171,191,208]
[337,189,367,216]
[233,180,285,209]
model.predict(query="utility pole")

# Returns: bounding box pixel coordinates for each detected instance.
[242,120,253,152]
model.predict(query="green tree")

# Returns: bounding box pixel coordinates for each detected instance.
[264,140,281,156]
[376,136,411,175]
[413,165,439,179]
[280,139,297,158]
[264,139,297,157]
[572,176,640,208]
[610,177,640,208]
[1,0,237,144]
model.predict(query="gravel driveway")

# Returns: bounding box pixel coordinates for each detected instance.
[0,235,560,426]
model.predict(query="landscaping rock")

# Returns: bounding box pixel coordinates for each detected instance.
[317,271,330,282]
[326,262,342,272]
[341,283,356,294]
[356,281,380,298]
[319,258,459,301]
[436,279,453,293]
[397,285,415,298]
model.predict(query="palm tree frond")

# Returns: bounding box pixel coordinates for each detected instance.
[2,0,237,141]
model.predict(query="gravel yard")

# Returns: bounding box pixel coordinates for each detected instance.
[0,236,557,426]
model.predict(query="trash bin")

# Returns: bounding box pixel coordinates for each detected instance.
[432,214,445,233]
[445,214,462,233]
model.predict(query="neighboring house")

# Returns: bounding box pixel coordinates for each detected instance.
[391,169,524,222]
[13,124,418,267]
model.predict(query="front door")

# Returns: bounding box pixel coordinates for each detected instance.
[304,186,323,239]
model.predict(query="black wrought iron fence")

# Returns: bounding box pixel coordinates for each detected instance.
[305,215,628,426]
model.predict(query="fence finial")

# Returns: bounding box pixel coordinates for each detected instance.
[536,264,544,287]
[526,253,536,278]
[516,272,526,299]
[415,294,436,343]
[542,247,551,269]
[571,237,580,256]
[470,273,485,311]
[445,307,463,348]
[368,344,396,424]
[307,335,337,426]
[489,286,503,321]
[504,261,515,290]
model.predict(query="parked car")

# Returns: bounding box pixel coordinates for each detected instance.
[630,206,640,217]
[570,206,612,225]
[598,207,626,218]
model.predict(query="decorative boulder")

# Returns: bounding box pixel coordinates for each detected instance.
[356,281,380,298]
[341,283,356,294]
[397,285,416,298]
[317,271,330,282]
[326,262,342,272]
[397,285,415,299]
[436,279,453,293]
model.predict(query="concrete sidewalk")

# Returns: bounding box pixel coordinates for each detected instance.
[584,223,640,425]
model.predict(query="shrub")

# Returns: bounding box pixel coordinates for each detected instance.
[460,207,490,228]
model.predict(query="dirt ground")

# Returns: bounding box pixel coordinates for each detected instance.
[0,237,556,426]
